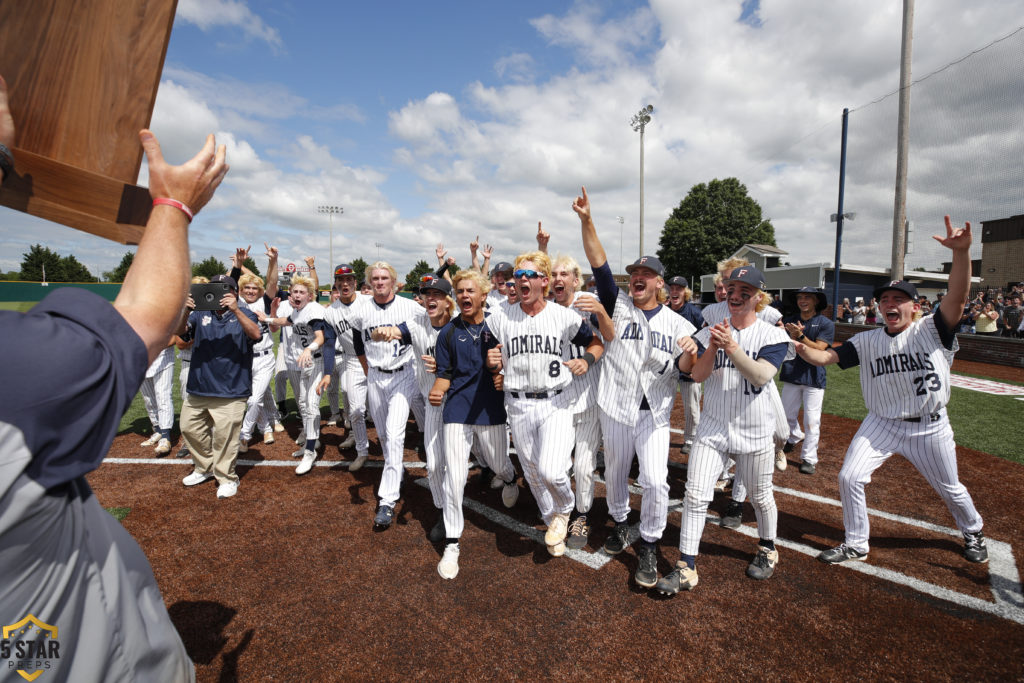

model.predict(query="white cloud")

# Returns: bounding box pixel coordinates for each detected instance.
[175,0,283,52]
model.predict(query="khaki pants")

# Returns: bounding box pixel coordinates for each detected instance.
[181,394,247,484]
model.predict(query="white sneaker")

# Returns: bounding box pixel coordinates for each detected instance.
[263,431,275,445]
[489,474,506,490]
[295,450,317,475]
[501,480,519,508]
[326,413,341,426]
[182,471,214,487]
[273,421,285,433]
[140,434,160,447]
[339,434,356,450]
[216,481,239,499]
[547,540,566,557]
[295,431,305,445]
[437,543,460,579]
[775,448,787,471]
[544,512,570,547]
[344,417,351,429]
[349,453,368,471]
[154,438,172,455]
[238,437,249,453]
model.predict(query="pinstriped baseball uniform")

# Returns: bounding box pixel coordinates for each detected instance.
[484,300,594,524]
[323,294,370,456]
[780,312,834,465]
[678,320,790,557]
[405,316,447,511]
[239,295,277,441]
[562,291,602,514]
[832,313,982,553]
[140,345,175,436]
[281,301,327,444]
[348,294,428,507]
[592,264,696,543]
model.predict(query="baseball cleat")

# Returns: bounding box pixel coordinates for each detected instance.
[295,431,305,446]
[216,481,239,499]
[263,431,275,445]
[238,437,249,454]
[140,434,160,448]
[545,513,570,547]
[713,477,732,492]
[818,543,868,564]
[775,448,787,471]
[720,500,743,529]
[603,522,639,555]
[782,440,798,454]
[566,514,589,550]
[291,447,306,458]
[326,413,341,427]
[799,461,816,475]
[154,438,172,456]
[656,563,699,595]
[746,546,779,580]
[635,542,659,588]
[273,421,285,433]
[547,540,566,557]
[429,517,446,543]
[182,471,214,487]
[501,480,519,508]
[489,473,507,490]
[339,434,356,450]
[963,531,989,563]
[349,453,368,471]
[373,504,395,530]
[175,448,190,459]
[438,543,460,579]
[295,450,318,475]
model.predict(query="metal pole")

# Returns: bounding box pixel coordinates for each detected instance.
[832,108,850,323]
[639,124,645,258]
[890,0,914,281]
[317,205,344,272]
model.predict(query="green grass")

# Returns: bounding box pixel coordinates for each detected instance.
[0,301,35,312]
[106,507,130,522]
[809,365,1024,464]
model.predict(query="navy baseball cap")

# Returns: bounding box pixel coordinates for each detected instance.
[491,261,514,277]
[785,286,828,312]
[667,276,689,288]
[418,274,452,296]
[210,274,238,291]
[625,256,665,277]
[725,266,767,289]
[333,263,357,278]
[873,279,918,300]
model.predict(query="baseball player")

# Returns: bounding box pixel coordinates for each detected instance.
[778,287,835,474]
[550,254,608,549]
[484,250,603,557]
[430,269,521,579]
[486,260,514,309]
[346,261,430,530]
[236,270,279,452]
[323,264,371,468]
[657,265,792,595]
[573,187,696,589]
[259,275,332,476]
[667,275,703,454]
[139,342,175,455]
[794,217,987,565]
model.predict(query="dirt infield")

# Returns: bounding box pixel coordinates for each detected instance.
[91,363,1024,682]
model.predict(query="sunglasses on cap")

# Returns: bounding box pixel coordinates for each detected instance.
[513,269,542,279]
[334,266,354,276]
[420,275,436,283]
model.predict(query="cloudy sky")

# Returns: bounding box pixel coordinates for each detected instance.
[1,0,1021,283]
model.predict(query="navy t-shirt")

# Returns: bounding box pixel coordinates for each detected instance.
[779,313,835,388]
[435,314,507,425]
[185,307,259,398]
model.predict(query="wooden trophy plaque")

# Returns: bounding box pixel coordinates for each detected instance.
[0,0,179,244]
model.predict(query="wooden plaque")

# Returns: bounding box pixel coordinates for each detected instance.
[0,0,178,244]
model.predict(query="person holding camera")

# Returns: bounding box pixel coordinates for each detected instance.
[177,274,262,498]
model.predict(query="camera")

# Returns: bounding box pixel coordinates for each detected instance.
[190,282,232,311]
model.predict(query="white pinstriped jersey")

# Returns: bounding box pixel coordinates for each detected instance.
[280,301,325,370]
[843,314,956,419]
[323,294,364,357]
[694,319,791,452]
[240,296,274,354]
[486,290,506,310]
[347,294,428,370]
[702,300,783,327]
[598,288,696,428]
[560,291,601,414]
[405,316,444,397]
[145,345,174,378]
[483,300,590,396]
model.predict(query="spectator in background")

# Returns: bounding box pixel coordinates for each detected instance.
[0,66,228,680]
[1003,295,1022,338]
[865,297,878,326]
[974,302,999,336]
[852,298,867,325]
[837,298,852,323]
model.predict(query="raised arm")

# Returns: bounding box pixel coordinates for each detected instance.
[536,221,550,254]
[935,215,972,332]
[572,187,608,269]
[114,130,228,362]
[264,243,279,299]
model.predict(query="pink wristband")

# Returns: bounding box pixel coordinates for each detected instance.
[152,197,194,222]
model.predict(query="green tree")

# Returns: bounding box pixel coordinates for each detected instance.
[104,252,135,282]
[61,254,97,282]
[242,257,261,279]
[656,178,776,292]
[350,258,368,284]
[20,244,65,282]
[193,256,228,280]
[404,260,433,292]
[0,270,20,281]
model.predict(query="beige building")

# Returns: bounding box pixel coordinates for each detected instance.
[980,214,1024,288]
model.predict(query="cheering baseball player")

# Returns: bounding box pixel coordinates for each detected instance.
[484,250,603,557]
[658,265,792,595]
[573,187,696,589]
[794,216,987,565]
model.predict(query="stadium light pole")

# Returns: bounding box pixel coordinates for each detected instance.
[890,0,914,281]
[616,216,624,272]
[317,205,344,271]
[630,104,654,258]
